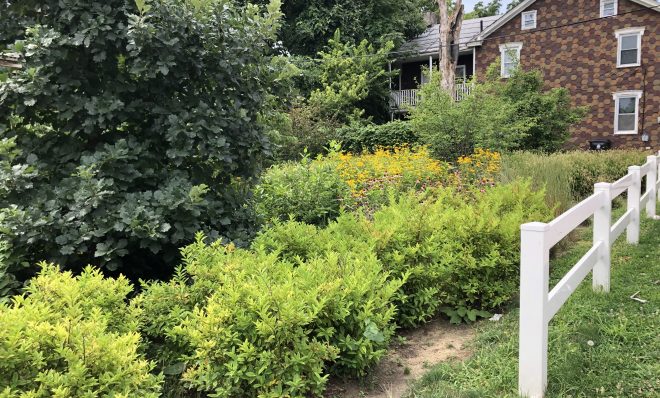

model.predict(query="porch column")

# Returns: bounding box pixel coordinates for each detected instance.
[388,62,392,90]
[472,47,476,78]
[429,55,433,78]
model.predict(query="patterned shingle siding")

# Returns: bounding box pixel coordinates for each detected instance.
[474,0,660,149]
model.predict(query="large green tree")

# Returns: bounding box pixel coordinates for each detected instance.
[0,0,285,280]
[245,0,428,56]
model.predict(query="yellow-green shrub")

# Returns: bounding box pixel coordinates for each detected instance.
[255,181,552,327]
[0,264,162,397]
[138,236,402,397]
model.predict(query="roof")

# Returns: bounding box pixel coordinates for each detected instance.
[468,0,660,46]
[398,15,501,57]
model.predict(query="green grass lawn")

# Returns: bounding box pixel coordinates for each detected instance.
[406,217,660,398]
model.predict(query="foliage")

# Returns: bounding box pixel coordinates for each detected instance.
[406,218,660,397]
[309,30,395,124]
[409,66,585,160]
[364,182,552,327]
[455,148,502,187]
[245,0,428,56]
[255,180,552,328]
[409,73,531,160]
[333,146,452,211]
[503,70,587,152]
[465,0,502,19]
[254,156,350,226]
[336,120,420,153]
[275,100,342,160]
[500,150,648,214]
[0,0,285,278]
[273,32,396,160]
[138,235,402,397]
[0,264,162,397]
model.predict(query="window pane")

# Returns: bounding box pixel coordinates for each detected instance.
[602,1,615,16]
[620,48,638,65]
[618,114,635,131]
[621,35,638,50]
[618,97,636,114]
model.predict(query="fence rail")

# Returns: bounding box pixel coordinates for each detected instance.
[519,151,660,398]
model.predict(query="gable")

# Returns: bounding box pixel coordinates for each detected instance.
[468,0,659,45]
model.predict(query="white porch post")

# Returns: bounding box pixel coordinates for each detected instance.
[388,62,392,90]
[519,222,549,398]
[429,55,433,79]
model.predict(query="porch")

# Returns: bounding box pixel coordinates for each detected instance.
[389,82,473,109]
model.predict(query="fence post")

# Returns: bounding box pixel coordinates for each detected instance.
[519,222,549,398]
[593,183,612,292]
[647,155,658,218]
[627,166,641,244]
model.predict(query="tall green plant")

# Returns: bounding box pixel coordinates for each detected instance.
[0,0,285,277]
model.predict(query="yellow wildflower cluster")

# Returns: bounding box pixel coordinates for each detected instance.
[330,146,451,199]
[456,148,501,185]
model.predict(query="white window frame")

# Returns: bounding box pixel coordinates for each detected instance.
[615,27,645,68]
[499,42,523,78]
[600,0,617,17]
[612,91,643,135]
[521,10,537,30]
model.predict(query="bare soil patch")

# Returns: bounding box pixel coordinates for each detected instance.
[325,318,475,398]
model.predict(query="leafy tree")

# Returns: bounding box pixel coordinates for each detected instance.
[245,0,428,56]
[465,0,502,19]
[0,0,285,279]
[274,31,394,159]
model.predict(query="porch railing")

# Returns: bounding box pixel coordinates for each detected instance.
[390,82,473,110]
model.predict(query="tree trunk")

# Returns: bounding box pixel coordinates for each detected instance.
[437,0,464,93]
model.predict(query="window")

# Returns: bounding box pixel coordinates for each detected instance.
[600,0,617,17]
[613,91,642,134]
[615,27,644,68]
[455,65,466,81]
[499,43,522,78]
[521,11,537,30]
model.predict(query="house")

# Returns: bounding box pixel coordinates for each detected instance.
[394,0,660,149]
[390,15,500,110]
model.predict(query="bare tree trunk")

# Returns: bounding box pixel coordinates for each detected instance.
[437,0,464,93]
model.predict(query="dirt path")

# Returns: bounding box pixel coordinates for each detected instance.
[325,319,475,398]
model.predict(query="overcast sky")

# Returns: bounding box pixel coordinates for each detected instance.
[463,0,514,14]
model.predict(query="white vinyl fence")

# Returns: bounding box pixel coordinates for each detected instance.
[518,152,660,398]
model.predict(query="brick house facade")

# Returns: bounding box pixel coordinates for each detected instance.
[469,0,659,149]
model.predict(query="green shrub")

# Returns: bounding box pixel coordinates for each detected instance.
[408,66,585,159]
[500,151,648,214]
[138,235,402,397]
[0,264,162,397]
[254,158,350,226]
[337,120,419,153]
[255,181,552,327]
[0,0,286,278]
